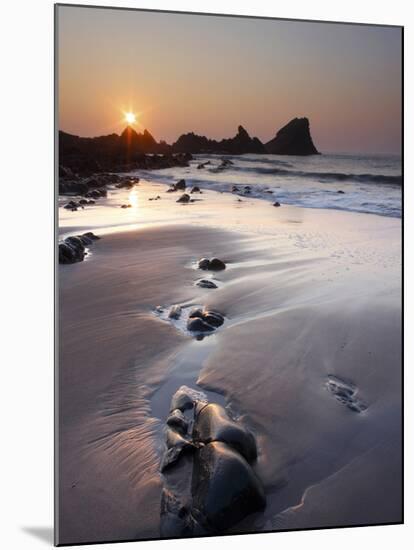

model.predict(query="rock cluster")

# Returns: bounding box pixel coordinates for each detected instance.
[58,232,100,264]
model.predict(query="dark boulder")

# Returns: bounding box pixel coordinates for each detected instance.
[191,441,266,533]
[63,200,79,210]
[175,179,186,190]
[273,201,281,207]
[166,409,189,435]
[202,310,224,328]
[59,181,89,196]
[187,317,215,333]
[193,403,257,463]
[190,186,201,193]
[170,386,207,413]
[196,279,218,289]
[177,193,190,203]
[188,308,203,319]
[59,232,100,264]
[209,258,226,271]
[197,257,226,271]
[168,305,182,320]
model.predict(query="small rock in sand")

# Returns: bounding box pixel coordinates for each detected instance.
[190,186,201,193]
[198,257,226,271]
[187,317,215,333]
[175,179,186,191]
[168,305,182,320]
[177,193,190,203]
[209,258,226,270]
[121,204,132,208]
[196,279,218,289]
[273,201,281,207]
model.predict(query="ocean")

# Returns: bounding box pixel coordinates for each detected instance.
[140,153,402,218]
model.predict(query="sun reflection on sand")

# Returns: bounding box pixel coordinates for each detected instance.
[128,189,139,208]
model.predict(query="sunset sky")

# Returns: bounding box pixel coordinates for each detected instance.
[57,6,402,154]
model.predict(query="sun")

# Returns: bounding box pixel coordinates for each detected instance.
[125,112,136,125]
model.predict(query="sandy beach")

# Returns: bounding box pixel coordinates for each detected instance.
[57,180,402,544]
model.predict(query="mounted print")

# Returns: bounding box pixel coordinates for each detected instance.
[55,4,403,546]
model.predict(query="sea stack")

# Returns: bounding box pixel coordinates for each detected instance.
[265,117,319,155]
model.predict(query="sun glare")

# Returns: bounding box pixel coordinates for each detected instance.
[125,112,136,124]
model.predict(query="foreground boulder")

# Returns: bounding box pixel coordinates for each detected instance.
[265,117,319,155]
[193,403,257,462]
[160,386,265,536]
[191,441,265,533]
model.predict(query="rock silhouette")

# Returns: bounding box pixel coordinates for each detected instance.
[265,117,319,155]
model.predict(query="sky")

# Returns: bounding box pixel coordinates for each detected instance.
[57,6,402,154]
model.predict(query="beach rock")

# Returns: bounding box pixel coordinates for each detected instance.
[63,200,79,210]
[115,179,137,189]
[85,187,107,199]
[168,305,182,320]
[197,257,226,271]
[202,310,224,328]
[196,279,218,289]
[188,308,203,319]
[59,232,100,264]
[175,179,186,191]
[187,317,215,333]
[193,404,257,462]
[209,258,226,271]
[177,193,190,203]
[166,185,177,193]
[265,117,319,155]
[231,185,239,193]
[244,186,251,194]
[87,199,95,204]
[82,232,100,240]
[190,186,201,193]
[273,201,281,207]
[59,242,83,264]
[170,386,207,413]
[167,409,189,435]
[161,428,196,472]
[197,161,211,169]
[59,181,89,196]
[197,258,211,270]
[337,190,345,194]
[121,204,132,208]
[191,441,266,533]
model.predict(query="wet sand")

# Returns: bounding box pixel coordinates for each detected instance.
[57,181,402,544]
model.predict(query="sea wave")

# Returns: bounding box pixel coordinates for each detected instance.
[229,166,402,185]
